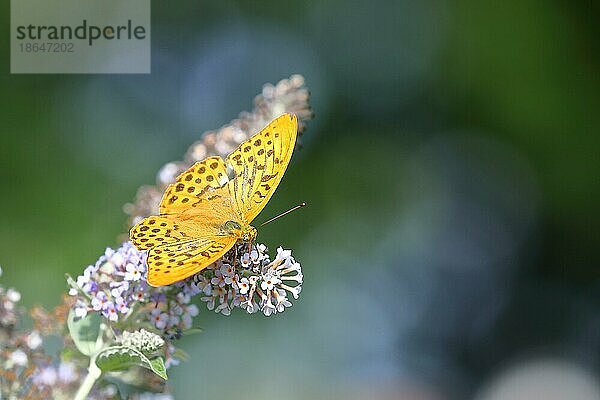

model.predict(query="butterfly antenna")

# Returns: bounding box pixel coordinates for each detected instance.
[260,203,306,227]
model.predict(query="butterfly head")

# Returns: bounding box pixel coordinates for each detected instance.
[224,221,257,243]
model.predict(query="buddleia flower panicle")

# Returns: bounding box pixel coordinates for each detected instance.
[0,269,81,400]
[67,240,303,379]
[70,242,150,322]
[67,243,192,364]
[118,75,309,324]
[0,271,20,333]
[121,329,165,354]
[195,243,303,317]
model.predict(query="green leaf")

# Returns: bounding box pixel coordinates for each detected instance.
[182,327,203,336]
[171,347,190,362]
[96,346,168,380]
[67,309,101,357]
[148,357,167,380]
[65,273,78,290]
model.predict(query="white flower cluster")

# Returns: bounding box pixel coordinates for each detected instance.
[194,244,303,316]
[147,285,200,341]
[121,329,165,354]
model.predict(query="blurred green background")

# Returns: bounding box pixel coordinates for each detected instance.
[1,1,600,399]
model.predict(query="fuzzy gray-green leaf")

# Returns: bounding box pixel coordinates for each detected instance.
[67,309,101,357]
[96,345,168,380]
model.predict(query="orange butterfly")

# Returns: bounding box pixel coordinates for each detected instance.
[130,114,298,286]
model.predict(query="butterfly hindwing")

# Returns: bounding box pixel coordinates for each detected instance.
[131,213,239,286]
[159,156,229,215]
[226,113,298,222]
[146,235,237,286]
[130,216,194,250]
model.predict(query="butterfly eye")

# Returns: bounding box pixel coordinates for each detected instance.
[224,221,241,231]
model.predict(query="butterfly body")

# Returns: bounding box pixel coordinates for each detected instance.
[130,113,298,287]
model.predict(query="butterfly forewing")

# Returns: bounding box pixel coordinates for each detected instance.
[159,156,230,215]
[225,113,298,223]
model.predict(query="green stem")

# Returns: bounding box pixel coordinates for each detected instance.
[74,322,107,400]
[74,358,101,400]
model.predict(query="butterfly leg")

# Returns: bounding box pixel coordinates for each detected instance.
[233,245,238,269]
